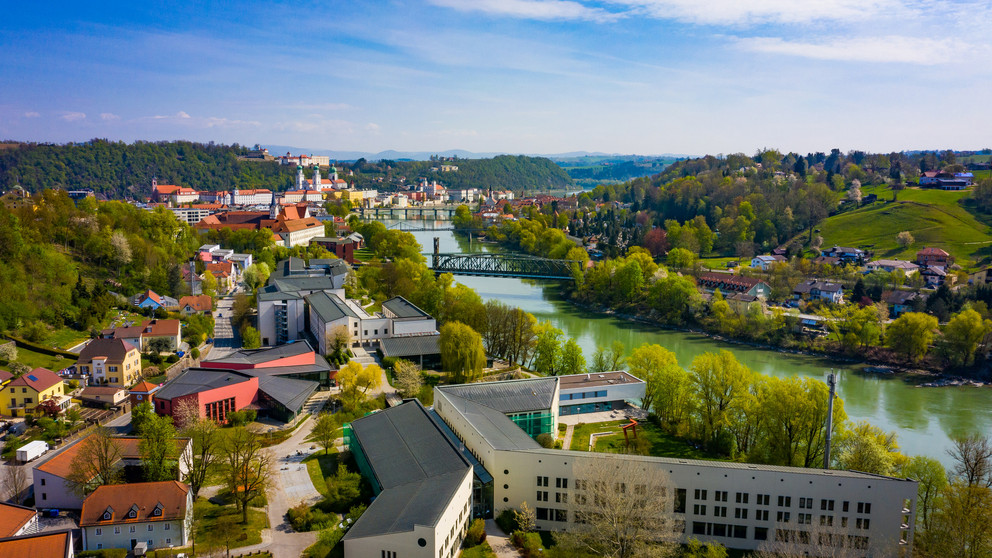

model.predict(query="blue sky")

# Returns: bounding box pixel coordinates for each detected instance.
[1,0,990,155]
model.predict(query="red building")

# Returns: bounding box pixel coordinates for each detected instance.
[310,237,356,264]
[153,369,260,422]
[129,380,162,409]
[200,341,334,386]
[916,247,953,269]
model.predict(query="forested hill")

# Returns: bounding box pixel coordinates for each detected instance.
[0,141,573,197]
[0,140,295,198]
[345,154,573,192]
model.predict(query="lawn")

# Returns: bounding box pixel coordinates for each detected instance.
[46,327,92,351]
[814,185,992,269]
[304,452,340,498]
[3,345,76,372]
[569,420,723,461]
[460,542,498,558]
[193,497,268,553]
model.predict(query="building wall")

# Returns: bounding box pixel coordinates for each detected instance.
[309,305,350,355]
[258,297,307,346]
[559,379,645,409]
[158,379,258,422]
[492,449,915,556]
[82,492,192,551]
[343,469,473,558]
[34,469,84,509]
[0,381,65,416]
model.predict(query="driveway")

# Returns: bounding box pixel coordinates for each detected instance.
[211,295,240,353]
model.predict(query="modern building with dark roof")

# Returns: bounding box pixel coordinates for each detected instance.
[378,333,441,369]
[342,399,474,558]
[307,292,437,354]
[200,340,334,386]
[154,367,318,423]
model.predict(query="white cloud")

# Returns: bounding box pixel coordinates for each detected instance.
[427,0,620,22]
[366,123,381,133]
[60,112,86,122]
[100,112,120,120]
[609,0,896,25]
[23,111,40,118]
[736,35,968,65]
[176,111,192,119]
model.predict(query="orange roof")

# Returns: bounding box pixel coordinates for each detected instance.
[0,502,36,537]
[153,184,180,195]
[130,380,161,394]
[273,217,322,233]
[142,319,181,338]
[179,295,212,312]
[80,481,190,527]
[36,437,141,479]
[0,530,72,558]
[6,368,62,393]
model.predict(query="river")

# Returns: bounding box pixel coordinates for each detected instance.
[382,220,992,467]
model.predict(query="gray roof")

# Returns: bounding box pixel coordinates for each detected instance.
[306,291,357,323]
[434,389,542,451]
[382,296,431,319]
[253,374,318,412]
[258,276,339,301]
[155,368,254,401]
[379,334,441,358]
[308,259,349,276]
[201,340,332,377]
[436,377,557,413]
[344,400,472,540]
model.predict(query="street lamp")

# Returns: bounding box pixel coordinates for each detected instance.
[169,544,174,558]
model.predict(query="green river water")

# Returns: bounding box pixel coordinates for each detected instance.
[386,220,991,467]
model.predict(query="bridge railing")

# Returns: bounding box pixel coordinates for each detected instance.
[431,253,581,280]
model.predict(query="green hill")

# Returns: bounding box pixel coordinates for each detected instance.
[815,185,992,268]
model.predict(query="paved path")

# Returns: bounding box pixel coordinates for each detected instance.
[211,294,240,352]
[484,519,522,558]
[561,424,574,451]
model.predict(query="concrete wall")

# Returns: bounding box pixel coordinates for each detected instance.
[34,469,84,509]
[559,379,645,409]
[391,317,437,336]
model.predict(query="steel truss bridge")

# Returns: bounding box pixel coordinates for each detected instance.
[431,253,580,280]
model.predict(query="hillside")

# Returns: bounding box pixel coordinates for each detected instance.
[345,154,573,193]
[813,185,992,269]
[552,155,677,187]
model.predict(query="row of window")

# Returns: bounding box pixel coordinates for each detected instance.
[536,476,568,489]
[94,524,172,535]
[559,390,608,401]
[692,492,871,516]
[97,539,172,550]
[535,507,567,522]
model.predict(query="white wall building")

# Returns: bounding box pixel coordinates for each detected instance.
[558,371,646,416]
[80,481,193,552]
[168,207,213,226]
[231,188,273,205]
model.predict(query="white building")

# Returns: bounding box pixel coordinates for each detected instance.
[80,481,193,552]
[231,188,273,205]
[308,293,437,354]
[256,258,349,346]
[168,207,213,226]
[558,371,646,416]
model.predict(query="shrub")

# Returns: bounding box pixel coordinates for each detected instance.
[536,432,555,449]
[495,509,519,534]
[288,502,337,532]
[465,518,486,547]
[511,531,544,558]
[191,347,200,359]
[78,550,128,558]
[20,321,50,343]
[166,354,179,364]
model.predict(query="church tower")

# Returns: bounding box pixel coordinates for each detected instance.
[296,165,305,190]
[313,164,322,189]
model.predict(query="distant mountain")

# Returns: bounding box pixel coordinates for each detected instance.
[263,145,692,162]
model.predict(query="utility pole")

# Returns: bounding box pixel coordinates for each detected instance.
[824,371,837,469]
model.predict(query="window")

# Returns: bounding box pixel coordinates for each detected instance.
[97,544,103,550]
[714,506,727,517]
[40,478,46,486]
[820,515,834,526]
[857,502,872,514]
[95,528,102,536]
[694,489,708,500]
[536,507,549,521]
[715,491,728,502]
[166,538,171,544]
[164,524,171,531]
[556,478,568,489]
[554,509,568,522]
[842,517,849,527]
[674,489,687,514]
[736,492,749,504]
[756,509,769,521]
[693,504,706,515]
[798,513,812,525]
[757,494,770,506]
[776,512,790,523]
[735,508,748,519]
[777,496,791,507]
[114,527,121,534]
[42,493,46,500]
[754,527,768,541]
[537,476,549,487]
[821,499,835,511]
[537,491,549,502]
[844,501,850,512]
[364,330,368,335]
[856,518,870,529]
[130,526,136,533]
[555,492,567,504]
[148,525,154,531]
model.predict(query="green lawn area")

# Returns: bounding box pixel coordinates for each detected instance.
[304,452,340,498]
[699,256,743,270]
[460,542,498,558]
[193,497,268,553]
[46,328,92,351]
[3,345,76,372]
[816,185,992,269]
[569,420,724,461]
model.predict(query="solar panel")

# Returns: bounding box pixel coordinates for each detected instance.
[27,374,38,381]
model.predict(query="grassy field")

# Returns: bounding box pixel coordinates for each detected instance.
[193,497,268,553]
[570,420,721,460]
[460,542,498,558]
[3,345,76,371]
[815,184,992,269]
[304,452,340,498]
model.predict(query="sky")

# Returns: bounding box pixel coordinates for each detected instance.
[1,0,991,156]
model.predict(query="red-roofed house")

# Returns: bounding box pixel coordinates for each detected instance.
[0,530,73,558]
[80,481,192,552]
[152,181,181,203]
[0,502,39,537]
[101,319,182,352]
[916,247,953,269]
[697,273,772,299]
[77,338,142,387]
[179,295,213,315]
[129,380,162,408]
[0,368,67,417]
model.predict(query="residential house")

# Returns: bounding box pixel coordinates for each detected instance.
[129,380,162,409]
[311,236,357,264]
[132,290,178,312]
[750,254,785,271]
[0,531,74,558]
[882,290,927,318]
[77,339,142,387]
[80,481,193,552]
[793,280,844,304]
[178,295,212,316]
[726,292,764,314]
[920,171,973,190]
[821,246,868,266]
[205,261,236,292]
[0,368,68,417]
[77,386,128,408]
[916,247,953,269]
[0,502,39,537]
[866,259,919,275]
[101,319,182,352]
[33,435,192,510]
[696,273,772,299]
[921,266,947,287]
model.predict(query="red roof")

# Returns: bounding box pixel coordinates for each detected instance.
[6,368,62,392]
[917,247,950,256]
[153,184,180,196]
[80,481,190,527]
[0,530,72,558]
[0,502,36,537]
[179,295,212,312]
[130,380,161,394]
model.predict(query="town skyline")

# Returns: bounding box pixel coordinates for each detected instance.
[2,1,990,155]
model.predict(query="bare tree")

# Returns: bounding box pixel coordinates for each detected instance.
[223,426,270,524]
[326,325,351,357]
[557,456,680,558]
[2,464,28,505]
[179,403,220,499]
[393,360,423,398]
[948,434,992,488]
[67,427,123,496]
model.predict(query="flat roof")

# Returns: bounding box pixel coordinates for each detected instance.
[559,371,644,390]
[379,334,441,358]
[437,377,557,413]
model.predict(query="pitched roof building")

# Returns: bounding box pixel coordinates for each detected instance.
[77,338,141,387]
[0,502,38,537]
[80,481,193,552]
[0,530,73,558]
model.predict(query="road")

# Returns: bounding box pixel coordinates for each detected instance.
[211,292,241,356]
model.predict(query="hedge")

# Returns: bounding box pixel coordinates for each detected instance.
[4,335,79,359]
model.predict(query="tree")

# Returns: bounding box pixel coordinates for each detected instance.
[2,462,28,505]
[902,455,947,532]
[222,426,270,524]
[560,339,586,375]
[531,321,564,375]
[941,309,992,367]
[201,270,218,298]
[919,481,992,558]
[110,231,132,271]
[0,342,17,362]
[325,325,351,359]
[307,413,339,455]
[948,434,992,488]
[885,312,938,361]
[896,230,914,248]
[626,343,680,414]
[666,247,696,269]
[141,413,178,482]
[241,325,261,349]
[439,321,486,383]
[67,427,124,495]
[556,456,680,558]
[392,360,423,398]
[834,421,906,476]
[689,351,751,447]
[337,361,383,408]
[683,538,727,558]
[241,262,271,292]
[179,405,220,499]
[131,401,155,435]
[847,179,862,204]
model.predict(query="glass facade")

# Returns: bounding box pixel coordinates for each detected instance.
[507,410,555,438]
